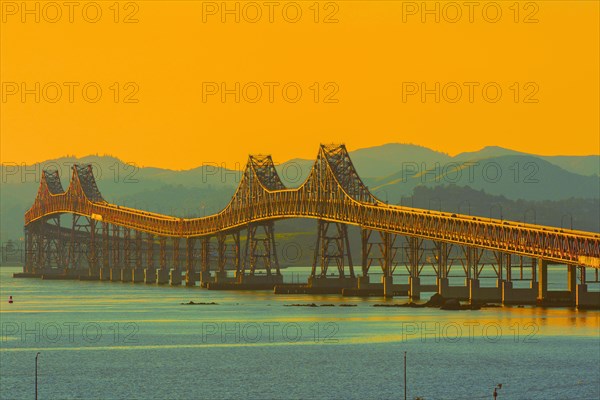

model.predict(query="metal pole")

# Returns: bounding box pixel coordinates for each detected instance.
[35,352,40,400]
[404,351,407,400]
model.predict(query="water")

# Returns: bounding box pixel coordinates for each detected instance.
[1,266,599,399]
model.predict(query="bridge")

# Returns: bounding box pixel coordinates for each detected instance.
[21,144,600,308]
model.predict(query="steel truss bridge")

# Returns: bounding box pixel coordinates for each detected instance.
[22,144,600,307]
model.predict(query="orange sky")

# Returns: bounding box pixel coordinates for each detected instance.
[1,1,599,169]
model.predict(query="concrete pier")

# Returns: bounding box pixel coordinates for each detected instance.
[501,281,538,305]
[339,276,407,297]
[468,279,502,304]
[356,277,376,290]
[213,271,227,283]
[87,268,99,279]
[207,272,283,290]
[241,274,284,285]
[110,268,122,282]
[568,265,577,301]
[185,271,196,287]
[120,268,133,282]
[437,278,469,300]
[144,268,156,284]
[382,276,393,298]
[132,268,144,283]
[99,267,111,281]
[409,276,420,300]
[576,284,600,309]
[156,268,169,284]
[357,276,370,288]
[309,276,356,289]
[419,284,438,293]
[199,272,213,288]
[537,259,548,303]
[170,269,182,286]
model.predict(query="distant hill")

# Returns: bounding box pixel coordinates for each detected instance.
[540,155,599,177]
[453,145,525,161]
[346,143,451,178]
[366,154,600,202]
[454,146,599,176]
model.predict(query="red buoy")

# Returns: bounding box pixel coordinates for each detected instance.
[8,296,13,304]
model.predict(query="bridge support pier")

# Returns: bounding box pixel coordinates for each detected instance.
[357,229,399,297]
[156,268,169,284]
[536,259,548,305]
[501,255,538,305]
[357,275,370,288]
[567,265,577,301]
[200,271,213,285]
[99,267,111,281]
[120,268,132,282]
[576,284,600,309]
[144,268,156,284]
[406,237,422,300]
[170,269,182,286]
[310,220,354,287]
[382,276,393,298]
[185,238,196,287]
[437,277,447,295]
[213,271,227,282]
[437,278,470,300]
[469,278,502,305]
[200,237,212,287]
[235,223,282,288]
[145,233,156,284]
[87,267,99,279]
[409,276,420,300]
[132,268,144,283]
[501,280,537,305]
[110,267,122,282]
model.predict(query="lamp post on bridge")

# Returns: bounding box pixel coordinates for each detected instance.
[561,213,573,230]
[489,204,503,221]
[375,189,388,205]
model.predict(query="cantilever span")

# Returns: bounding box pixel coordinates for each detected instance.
[24,144,600,268]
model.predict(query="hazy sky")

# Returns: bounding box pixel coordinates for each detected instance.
[1,1,598,169]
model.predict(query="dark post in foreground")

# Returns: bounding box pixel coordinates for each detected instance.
[35,352,40,400]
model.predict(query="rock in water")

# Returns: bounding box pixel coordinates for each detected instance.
[440,298,461,310]
[425,293,445,307]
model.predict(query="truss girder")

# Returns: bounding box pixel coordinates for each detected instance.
[24,145,600,268]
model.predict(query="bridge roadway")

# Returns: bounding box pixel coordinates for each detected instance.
[21,144,600,308]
